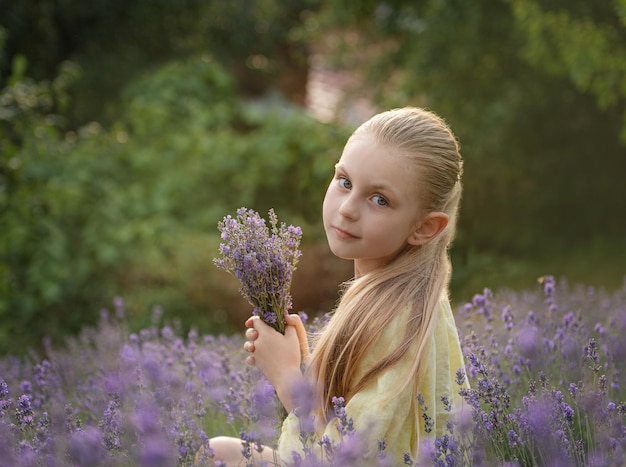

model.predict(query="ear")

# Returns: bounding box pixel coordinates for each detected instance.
[407,212,449,246]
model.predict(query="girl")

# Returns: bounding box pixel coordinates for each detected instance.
[208,107,467,465]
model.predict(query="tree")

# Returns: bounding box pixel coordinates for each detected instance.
[313,0,626,254]
[0,0,319,126]
[0,54,347,353]
[509,0,626,139]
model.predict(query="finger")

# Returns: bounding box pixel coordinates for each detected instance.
[248,316,274,333]
[245,316,259,328]
[285,314,310,359]
[243,341,255,353]
[245,328,258,341]
[285,313,302,323]
[246,355,255,365]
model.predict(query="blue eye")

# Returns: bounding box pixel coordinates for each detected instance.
[372,195,388,206]
[338,177,352,190]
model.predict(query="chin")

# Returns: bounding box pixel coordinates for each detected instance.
[327,244,351,260]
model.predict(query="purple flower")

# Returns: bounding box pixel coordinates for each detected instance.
[501,305,515,330]
[584,338,600,373]
[506,429,520,449]
[68,427,106,465]
[318,434,334,460]
[455,368,466,387]
[560,402,574,423]
[470,289,494,321]
[540,275,555,298]
[417,393,434,434]
[0,379,8,399]
[332,396,354,436]
[0,269,624,466]
[441,396,452,412]
[20,380,32,394]
[0,379,11,418]
[331,432,368,465]
[16,394,34,429]
[33,360,51,390]
[139,437,177,467]
[214,207,302,334]
[516,325,539,360]
[101,398,122,451]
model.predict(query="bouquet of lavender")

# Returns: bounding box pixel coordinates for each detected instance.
[214,207,303,334]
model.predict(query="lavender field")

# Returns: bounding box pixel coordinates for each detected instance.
[0,276,624,466]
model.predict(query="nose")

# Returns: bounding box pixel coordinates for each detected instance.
[338,193,359,221]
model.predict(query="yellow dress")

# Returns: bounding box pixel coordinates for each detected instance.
[277,297,468,465]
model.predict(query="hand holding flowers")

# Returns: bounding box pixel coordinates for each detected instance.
[244,314,308,413]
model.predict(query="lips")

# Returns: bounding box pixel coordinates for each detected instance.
[333,226,358,239]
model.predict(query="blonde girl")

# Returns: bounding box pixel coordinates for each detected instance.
[208,106,467,465]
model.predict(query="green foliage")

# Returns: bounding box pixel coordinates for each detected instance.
[0,55,348,354]
[315,0,626,255]
[118,56,349,234]
[1,58,82,343]
[0,0,318,125]
[510,0,626,120]
[2,0,625,354]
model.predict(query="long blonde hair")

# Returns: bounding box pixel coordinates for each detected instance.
[307,107,463,421]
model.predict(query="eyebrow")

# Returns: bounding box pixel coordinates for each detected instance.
[370,182,394,192]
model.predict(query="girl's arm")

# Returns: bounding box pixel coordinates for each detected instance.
[244,314,308,413]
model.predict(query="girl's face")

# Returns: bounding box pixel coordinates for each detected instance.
[322,133,424,276]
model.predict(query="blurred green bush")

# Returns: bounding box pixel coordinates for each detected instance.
[0,55,349,353]
[2,0,626,355]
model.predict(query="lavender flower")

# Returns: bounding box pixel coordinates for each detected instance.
[0,378,11,419]
[0,275,623,466]
[68,426,106,465]
[214,207,302,334]
[15,394,34,430]
[332,396,355,437]
[101,398,122,451]
[417,394,434,434]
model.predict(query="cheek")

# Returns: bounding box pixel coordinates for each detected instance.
[322,185,334,223]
